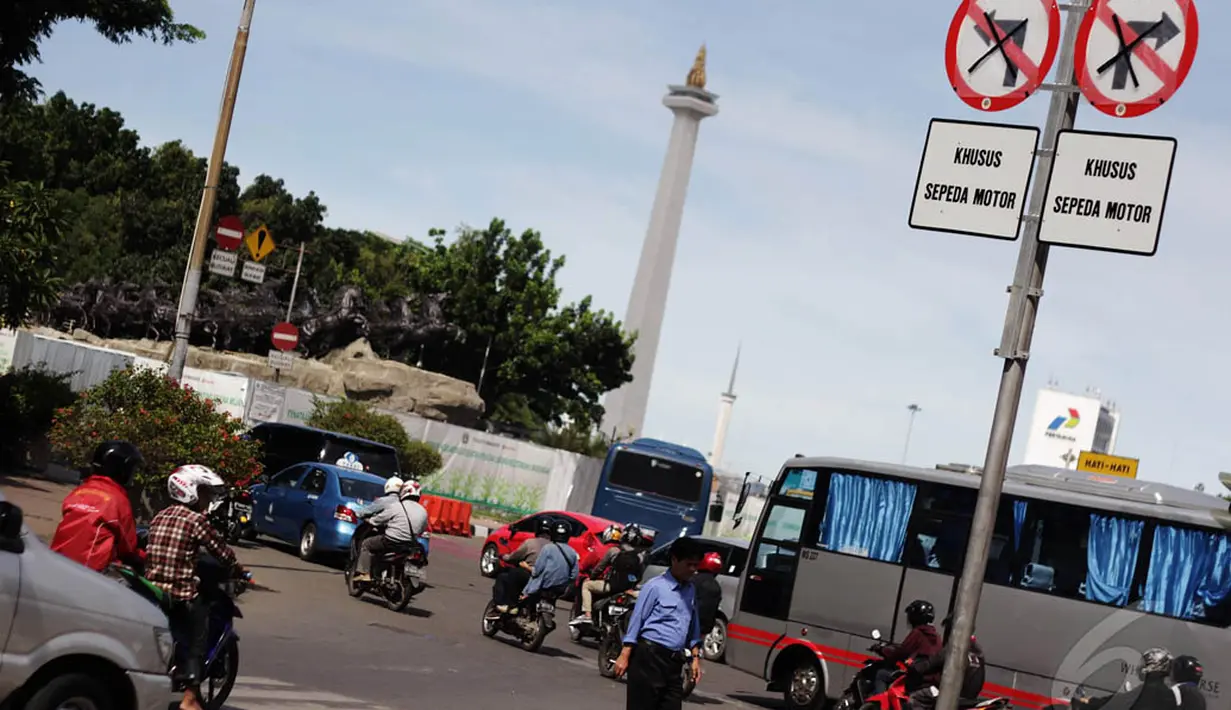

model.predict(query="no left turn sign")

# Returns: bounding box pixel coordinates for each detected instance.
[945,0,1061,112]
[1074,0,1199,118]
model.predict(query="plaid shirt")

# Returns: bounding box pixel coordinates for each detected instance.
[145,504,237,601]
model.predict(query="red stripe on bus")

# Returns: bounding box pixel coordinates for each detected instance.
[727,624,1067,709]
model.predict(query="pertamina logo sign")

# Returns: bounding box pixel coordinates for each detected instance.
[1045,408,1081,441]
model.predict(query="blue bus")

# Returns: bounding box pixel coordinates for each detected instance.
[590,438,715,541]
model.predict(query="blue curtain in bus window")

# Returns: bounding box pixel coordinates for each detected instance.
[820,473,916,563]
[1012,500,1028,551]
[1084,514,1143,606]
[1142,525,1227,619]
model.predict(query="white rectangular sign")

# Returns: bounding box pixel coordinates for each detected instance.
[267,349,294,371]
[909,118,1039,240]
[241,261,266,284]
[209,250,237,277]
[1038,130,1176,256]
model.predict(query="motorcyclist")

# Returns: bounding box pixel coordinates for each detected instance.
[492,517,552,612]
[1079,648,1178,710]
[1171,655,1205,710]
[145,465,245,710]
[907,616,985,710]
[518,519,580,606]
[573,523,643,626]
[873,599,942,693]
[352,479,428,584]
[50,440,145,573]
[693,551,724,639]
[355,476,404,518]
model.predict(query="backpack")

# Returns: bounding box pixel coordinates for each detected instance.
[607,549,643,594]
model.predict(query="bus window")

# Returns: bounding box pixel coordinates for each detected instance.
[984,498,1027,586]
[818,472,916,563]
[739,501,808,620]
[1141,525,1231,625]
[776,468,817,501]
[608,451,704,503]
[904,484,976,575]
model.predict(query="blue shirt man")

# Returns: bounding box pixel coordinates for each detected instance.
[521,541,579,598]
[614,536,705,710]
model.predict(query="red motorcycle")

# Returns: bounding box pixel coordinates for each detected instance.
[861,661,1011,710]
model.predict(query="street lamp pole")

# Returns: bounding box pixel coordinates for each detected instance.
[902,404,922,464]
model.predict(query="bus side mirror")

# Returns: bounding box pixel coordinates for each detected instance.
[732,473,752,528]
[708,503,724,523]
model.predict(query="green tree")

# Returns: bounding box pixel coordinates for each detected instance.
[0,169,65,326]
[0,0,204,104]
[410,219,634,427]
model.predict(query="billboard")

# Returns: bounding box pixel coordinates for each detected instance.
[1021,389,1104,468]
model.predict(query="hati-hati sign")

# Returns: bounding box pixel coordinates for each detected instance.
[1038,129,1177,256]
[909,118,1040,240]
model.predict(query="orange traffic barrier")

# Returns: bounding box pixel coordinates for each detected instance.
[455,501,473,537]
[415,494,473,537]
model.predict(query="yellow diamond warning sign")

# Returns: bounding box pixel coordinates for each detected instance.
[244,225,276,262]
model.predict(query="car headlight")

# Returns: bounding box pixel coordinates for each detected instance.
[153,627,174,667]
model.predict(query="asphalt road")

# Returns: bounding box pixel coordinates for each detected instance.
[223,533,783,710]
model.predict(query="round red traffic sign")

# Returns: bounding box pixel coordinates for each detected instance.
[215,215,244,251]
[271,322,299,352]
[945,0,1061,112]
[1074,0,1199,118]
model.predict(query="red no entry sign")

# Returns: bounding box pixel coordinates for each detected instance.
[945,0,1061,112]
[1074,0,1199,118]
[271,322,299,352]
[215,215,244,251]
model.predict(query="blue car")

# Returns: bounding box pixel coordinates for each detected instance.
[249,463,430,561]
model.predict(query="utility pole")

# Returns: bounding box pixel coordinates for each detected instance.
[285,242,306,321]
[934,5,1086,710]
[902,404,922,464]
[168,0,257,380]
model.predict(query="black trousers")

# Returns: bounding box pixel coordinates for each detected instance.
[167,594,210,687]
[493,566,530,606]
[627,640,685,710]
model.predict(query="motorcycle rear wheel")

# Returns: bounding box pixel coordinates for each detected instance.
[520,619,547,652]
[386,577,414,612]
[597,630,620,678]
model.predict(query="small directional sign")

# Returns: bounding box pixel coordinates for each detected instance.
[244,224,276,262]
[1074,0,1200,118]
[945,0,1062,112]
[209,250,238,277]
[267,349,295,371]
[240,261,267,284]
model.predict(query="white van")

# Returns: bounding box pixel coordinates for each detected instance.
[0,493,174,710]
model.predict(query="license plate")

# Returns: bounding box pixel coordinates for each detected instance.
[406,564,426,582]
[234,503,252,515]
[608,605,628,615]
[537,600,555,612]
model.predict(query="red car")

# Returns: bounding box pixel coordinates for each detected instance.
[478,510,618,578]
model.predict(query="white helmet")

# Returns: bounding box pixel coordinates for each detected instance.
[399,479,422,501]
[384,476,405,495]
[168,464,226,510]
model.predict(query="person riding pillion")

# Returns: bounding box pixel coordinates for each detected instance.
[693,551,725,640]
[144,465,246,710]
[907,616,986,710]
[352,479,428,584]
[575,523,643,625]
[517,519,580,606]
[51,440,146,573]
[1172,655,1206,710]
[492,517,552,611]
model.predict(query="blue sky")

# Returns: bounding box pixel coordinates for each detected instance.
[31,0,1231,491]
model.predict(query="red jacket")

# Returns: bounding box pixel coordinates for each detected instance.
[50,476,141,572]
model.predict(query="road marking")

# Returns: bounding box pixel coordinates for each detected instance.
[223,676,392,709]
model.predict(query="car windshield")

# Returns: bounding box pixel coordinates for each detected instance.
[339,478,385,503]
[322,440,401,478]
[607,450,704,503]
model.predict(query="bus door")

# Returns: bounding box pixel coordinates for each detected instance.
[728,469,816,677]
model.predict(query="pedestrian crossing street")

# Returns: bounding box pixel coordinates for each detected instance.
[223,676,392,710]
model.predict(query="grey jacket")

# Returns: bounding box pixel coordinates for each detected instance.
[369,498,428,544]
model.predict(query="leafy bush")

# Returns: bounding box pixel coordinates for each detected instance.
[0,366,76,467]
[49,367,260,515]
[306,399,442,479]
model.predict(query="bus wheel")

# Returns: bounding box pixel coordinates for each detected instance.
[783,655,824,709]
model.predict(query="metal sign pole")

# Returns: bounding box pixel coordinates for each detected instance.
[933,5,1087,710]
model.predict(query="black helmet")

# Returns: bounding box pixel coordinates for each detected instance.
[550,520,572,543]
[90,440,144,487]
[1172,655,1203,684]
[536,517,554,537]
[905,599,935,626]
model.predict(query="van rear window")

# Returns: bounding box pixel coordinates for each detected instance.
[322,440,400,478]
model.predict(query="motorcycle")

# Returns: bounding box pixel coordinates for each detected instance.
[344,521,428,612]
[481,588,564,653]
[595,593,696,698]
[209,484,256,544]
[836,629,895,710]
[119,529,250,710]
[859,654,1011,710]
